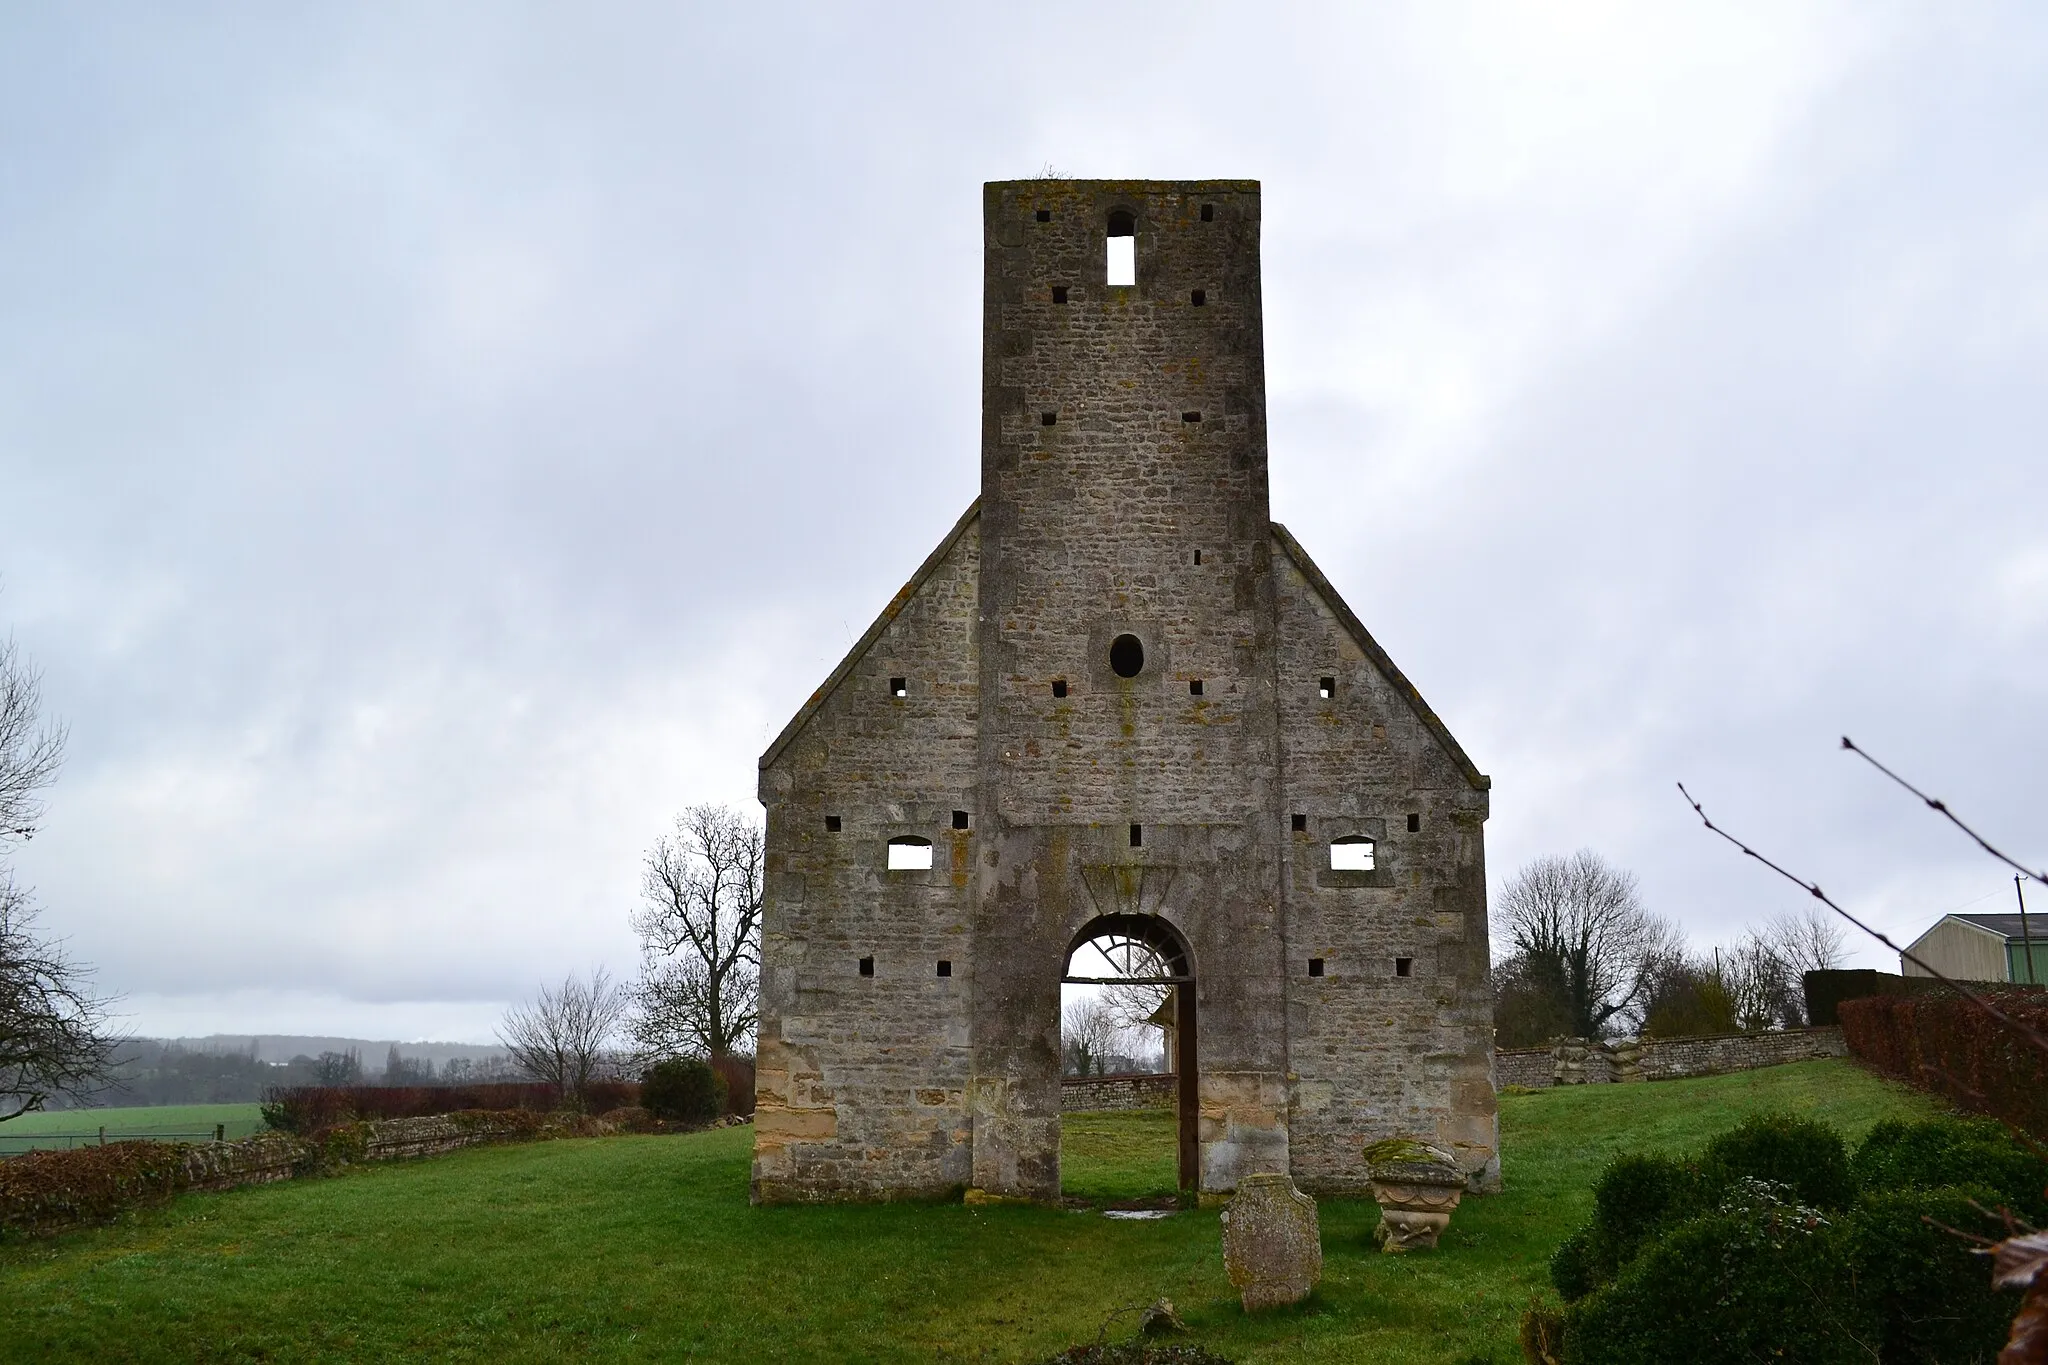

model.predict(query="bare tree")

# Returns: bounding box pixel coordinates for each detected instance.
[498,969,629,1107]
[0,879,118,1121]
[1493,850,1680,1039]
[1760,905,1849,977]
[629,805,762,1060]
[0,634,67,848]
[1062,995,1121,1077]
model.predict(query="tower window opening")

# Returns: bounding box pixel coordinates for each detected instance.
[1189,679,1203,697]
[1193,548,1202,565]
[1200,203,1214,222]
[1291,813,1307,832]
[1191,289,1206,306]
[1035,209,1051,222]
[1308,957,1324,977]
[859,956,875,976]
[825,815,842,832]
[1041,411,1057,426]
[1330,836,1375,871]
[1129,823,1143,848]
[1052,679,1068,698]
[1052,285,1068,304]
[1109,634,1145,678]
[952,810,969,830]
[1182,411,1201,423]
[1106,210,1136,286]
[1408,812,1421,833]
[937,959,952,977]
[1395,957,1413,977]
[890,677,908,697]
[1318,676,1335,699]
[887,837,934,871]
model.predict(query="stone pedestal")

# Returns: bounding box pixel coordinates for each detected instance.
[1552,1037,1590,1085]
[1220,1173,1322,1310]
[1365,1140,1467,1252]
[1602,1037,1645,1083]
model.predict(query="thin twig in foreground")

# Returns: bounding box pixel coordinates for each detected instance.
[1841,737,2047,885]
[1676,782,2048,1060]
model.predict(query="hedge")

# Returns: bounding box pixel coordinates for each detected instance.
[1839,988,2048,1137]
[261,1080,642,1132]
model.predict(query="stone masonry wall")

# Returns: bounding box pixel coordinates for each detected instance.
[1061,1072,1178,1112]
[1494,1027,1848,1089]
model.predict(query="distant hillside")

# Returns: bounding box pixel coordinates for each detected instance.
[164,1036,509,1068]
[38,1037,520,1110]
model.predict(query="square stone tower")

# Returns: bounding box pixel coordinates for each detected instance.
[752,180,1498,1204]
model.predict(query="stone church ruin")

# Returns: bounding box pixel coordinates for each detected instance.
[752,179,1498,1203]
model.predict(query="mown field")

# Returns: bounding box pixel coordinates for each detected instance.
[0,1060,1940,1363]
[0,1103,268,1155]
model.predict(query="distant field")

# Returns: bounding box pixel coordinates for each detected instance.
[0,1060,1944,1363]
[0,1103,266,1154]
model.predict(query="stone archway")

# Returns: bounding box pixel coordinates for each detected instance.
[1062,913,1199,1190]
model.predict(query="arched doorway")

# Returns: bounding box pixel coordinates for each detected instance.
[1061,914,1199,1190]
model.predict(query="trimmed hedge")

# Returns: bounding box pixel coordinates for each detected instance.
[261,1080,642,1132]
[1840,988,2048,1137]
[642,1059,726,1124]
[1546,1113,2034,1364]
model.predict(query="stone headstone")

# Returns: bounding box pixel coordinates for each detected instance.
[1220,1172,1322,1310]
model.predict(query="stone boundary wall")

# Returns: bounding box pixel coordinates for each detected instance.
[1060,1072,1177,1112]
[1495,1026,1848,1090]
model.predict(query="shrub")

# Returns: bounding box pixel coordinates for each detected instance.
[1854,1115,2048,1221]
[710,1055,756,1115]
[1840,988,2048,1137]
[259,1082,613,1133]
[1697,1111,1856,1210]
[1552,1153,1702,1301]
[642,1059,727,1124]
[1845,1185,2018,1364]
[0,1140,195,1239]
[1563,1190,1871,1365]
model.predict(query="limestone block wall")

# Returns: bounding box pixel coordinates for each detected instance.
[1271,533,1498,1196]
[1060,1072,1178,1112]
[1491,1027,1848,1089]
[754,515,983,1202]
[1494,1047,1554,1089]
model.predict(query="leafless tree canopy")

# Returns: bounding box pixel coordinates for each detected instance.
[0,635,67,848]
[0,879,118,1121]
[1759,906,1849,977]
[1061,995,1122,1077]
[497,968,628,1105]
[629,805,762,1060]
[1493,849,1680,1039]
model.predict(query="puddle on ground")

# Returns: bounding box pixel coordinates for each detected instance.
[1102,1209,1176,1220]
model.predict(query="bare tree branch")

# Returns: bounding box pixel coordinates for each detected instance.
[497,968,629,1108]
[1493,850,1679,1038]
[1677,781,2048,1059]
[1841,737,2047,885]
[0,635,67,847]
[0,875,119,1122]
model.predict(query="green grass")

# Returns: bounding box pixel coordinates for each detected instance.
[1059,1109,1180,1204]
[0,1103,267,1154]
[0,1060,1942,1363]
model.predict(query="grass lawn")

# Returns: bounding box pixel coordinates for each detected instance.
[0,1103,268,1155]
[0,1060,1942,1363]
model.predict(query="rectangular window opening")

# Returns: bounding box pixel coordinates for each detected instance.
[858,956,875,977]
[890,677,908,697]
[1129,823,1143,848]
[1291,813,1307,832]
[937,960,952,978]
[1200,203,1214,222]
[825,815,842,833]
[1318,676,1336,699]
[1035,208,1051,223]
[1191,289,1206,306]
[1193,548,1202,565]
[952,810,969,830]
[1189,679,1203,697]
[1052,285,1068,304]
[1395,957,1413,978]
[1107,235,1135,287]
[887,839,934,871]
[1407,812,1421,833]
[1181,411,1201,423]
[1041,411,1057,426]
[1308,957,1324,977]
[1052,679,1068,698]
[1330,838,1376,871]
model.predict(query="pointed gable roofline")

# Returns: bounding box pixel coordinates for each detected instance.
[1270,521,1491,793]
[759,499,982,772]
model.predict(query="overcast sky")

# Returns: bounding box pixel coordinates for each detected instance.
[3,4,2044,1043]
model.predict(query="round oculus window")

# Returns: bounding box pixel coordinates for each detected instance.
[1109,634,1145,678]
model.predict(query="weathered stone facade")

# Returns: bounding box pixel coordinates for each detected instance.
[753,180,1497,1204]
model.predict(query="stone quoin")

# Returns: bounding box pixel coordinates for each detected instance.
[750,180,1499,1203]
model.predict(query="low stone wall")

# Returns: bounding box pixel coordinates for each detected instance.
[1060,1072,1177,1112]
[1494,1026,1847,1090]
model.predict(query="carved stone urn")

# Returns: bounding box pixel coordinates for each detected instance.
[1364,1138,1467,1253]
